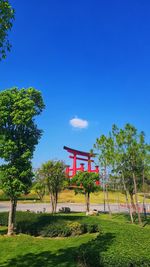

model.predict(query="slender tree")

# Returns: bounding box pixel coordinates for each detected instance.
[112,124,150,224]
[0,0,14,59]
[33,169,46,202]
[94,134,114,215]
[39,160,66,213]
[0,88,45,235]
[71,171,99,212]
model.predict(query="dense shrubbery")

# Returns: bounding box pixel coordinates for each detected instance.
[0,212,100,237]
[0,212,8,226]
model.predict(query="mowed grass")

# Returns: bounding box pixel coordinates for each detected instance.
[0,213,150,267]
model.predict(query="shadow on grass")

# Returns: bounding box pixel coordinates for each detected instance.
[115,212,150,227]
[16,213,85,236]
[0,227,7,235]
[2,233,115,267]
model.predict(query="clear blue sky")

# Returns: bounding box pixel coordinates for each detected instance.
[0,0,150,167]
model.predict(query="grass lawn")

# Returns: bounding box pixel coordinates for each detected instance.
[0,213,150,266]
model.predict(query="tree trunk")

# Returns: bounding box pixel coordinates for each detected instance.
[8,198,17,236]
[122,176,134,224]
[130,192,136,213]
[106,186,112,216]
[50,194,55,213]
[133,172,142,225]
[103,177,106,212]
[142,169,147,219]
[104,165,111,215]
[53,192,58,213]
[117,185,120,213]
[85,192,90,212]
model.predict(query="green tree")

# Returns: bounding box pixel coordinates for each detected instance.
[0,88,45,235]
[94,134,114,215]
[33,169,46,202]
[39,160,66,213]
[0,0,14,59]
[112,124,150,224]
[71,171,99,212]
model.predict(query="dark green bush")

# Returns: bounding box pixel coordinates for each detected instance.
[0,212,8,226]
[40,224,71,237]
[0,212,100,237]
[86,223,100,233]
[40,221,100,237]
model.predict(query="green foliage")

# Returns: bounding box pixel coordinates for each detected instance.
[71,171,100,195]
[67,221,83,236]
[86,223,100,233]
[39,160,67,213]
[0,0,14,59]
[77,215,150,267]
[32,169,46,201]
[112,123,150,193]
[0,212,100,237]
[40,160,66,194]
[0,88,45,200]
[0,211,8,225]
[0,213,149,266]
[40,223,71,237]
[94,134,115,169]
[71,171,100,212]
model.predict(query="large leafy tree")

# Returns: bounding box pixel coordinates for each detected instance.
[39,160,66,213]
[71,172,99,212]
[0,0,14,59]
[0,88,45,235]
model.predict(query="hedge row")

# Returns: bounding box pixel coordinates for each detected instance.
[0,212,100,237]
[39,221,100,237]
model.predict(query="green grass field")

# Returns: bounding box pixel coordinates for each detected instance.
[0,213,150,267]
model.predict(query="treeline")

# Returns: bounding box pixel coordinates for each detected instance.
[94,123,150,224]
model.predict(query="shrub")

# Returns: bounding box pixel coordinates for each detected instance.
[40,223,71,237]
[67,222,83,236]
[0,212,8,226]
[86,223,100,233]
[0,212,100,237]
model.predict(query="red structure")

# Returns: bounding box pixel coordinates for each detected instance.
[64,146,99,180]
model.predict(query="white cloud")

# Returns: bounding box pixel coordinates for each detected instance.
[70,117,89,129]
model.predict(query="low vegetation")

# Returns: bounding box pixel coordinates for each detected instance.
[0,212,149,266]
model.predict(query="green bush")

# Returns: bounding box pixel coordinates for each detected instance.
[0,212,8,226]
[0,212,100,237]
[40,223,71,237]
[39,221,100,237]
[67,222,83,236]
[86,223,100,233]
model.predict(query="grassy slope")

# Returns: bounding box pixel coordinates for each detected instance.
[1,189,150,204]
[0,214,150,267]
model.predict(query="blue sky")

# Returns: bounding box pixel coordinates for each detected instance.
[0,0,150,167]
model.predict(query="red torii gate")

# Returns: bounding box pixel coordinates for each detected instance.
[63,146,99,179]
